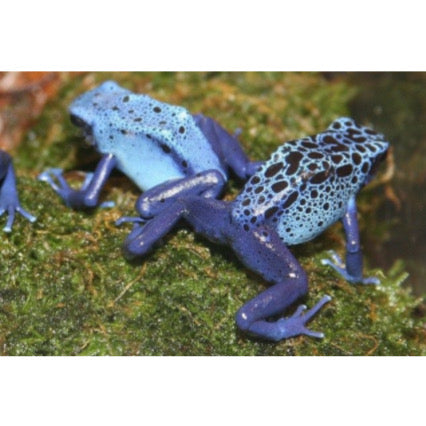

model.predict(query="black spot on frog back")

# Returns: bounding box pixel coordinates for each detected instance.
[265,162,283,178]
[285,151,303,175]
[336,164,353,177]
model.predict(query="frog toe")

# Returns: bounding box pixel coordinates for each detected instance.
[302,328,325,339]
[272,296,331,340]
[289,295,331,326]
[38,168,68,192]
[38,167,64,177]
[16,205,37,223]
[2,206,16,232]
[321,255,379,285]
[0,198,36,231]
[360,276,380,286]
[115,216,146,227]
[99,200,115,208]
[322,250,345,268]
[2,212,14,232]
[321,255,347,278]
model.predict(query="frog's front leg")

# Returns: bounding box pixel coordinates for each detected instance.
[0,151,36,232]
[193,114,262,179]
[38,153,117,209]
[117,170,226,227]
[321,195,379,285]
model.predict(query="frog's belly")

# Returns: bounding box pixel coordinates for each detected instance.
[113,144,186,191]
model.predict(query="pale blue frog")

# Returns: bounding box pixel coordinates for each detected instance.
[39,81,260,212]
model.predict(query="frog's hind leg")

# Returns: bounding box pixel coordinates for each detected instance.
[132,169,226,220]
[228,225,332,341]
[122,197,230,259]
[123,201,187,259]
[193,114,262,179]
[123,196,331,341]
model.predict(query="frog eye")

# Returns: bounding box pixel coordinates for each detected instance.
[369,150,388,177]
[70,114,87,128]
[70,114,93,137]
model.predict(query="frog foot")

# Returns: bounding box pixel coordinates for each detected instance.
[38,168,114,208]
[274,295,332,340]
[115,216,147,227]
[321,250,380,285]
[0,198,36,232]
[38,168,78,204]
[39,167,76,190]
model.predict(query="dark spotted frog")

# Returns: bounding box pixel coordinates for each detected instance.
[120,117,389,341]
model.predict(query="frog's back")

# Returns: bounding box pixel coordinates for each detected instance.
[70,81,226,190]
[232,118,389,245]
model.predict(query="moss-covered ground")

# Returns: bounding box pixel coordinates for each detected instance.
[0,72,424,355]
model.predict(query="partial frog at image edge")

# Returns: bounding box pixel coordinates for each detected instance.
[0,150,36,232]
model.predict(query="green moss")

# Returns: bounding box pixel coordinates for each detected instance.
[1,72,424,355]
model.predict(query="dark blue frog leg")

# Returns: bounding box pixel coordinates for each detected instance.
[229,224,332,341]
[116,169,226,226]
[122,200,189,259]
[38,153,117,209]
[193,114,262,179]
[321,195,379,285]
[0,150,36,232]
[123,197,232,258]
[123,197,331,341]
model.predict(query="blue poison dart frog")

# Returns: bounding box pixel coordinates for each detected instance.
[38,80,261,211]
[120,117,389,342]
[0,150,36,232]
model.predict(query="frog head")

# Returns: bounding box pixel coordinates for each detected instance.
[68,80,130,147]
[326,117,389,186]
[362,142,389,185]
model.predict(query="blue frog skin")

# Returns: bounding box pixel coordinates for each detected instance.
[0,150,36,232]
[120,117,389,342]
[38,80,260,211]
